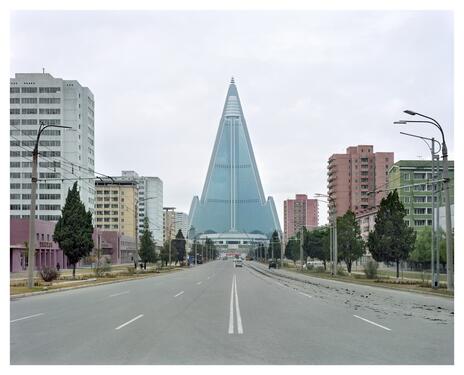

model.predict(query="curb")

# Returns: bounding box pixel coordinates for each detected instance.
[10,269,183,300]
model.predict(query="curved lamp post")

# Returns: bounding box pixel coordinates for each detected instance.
[27,121,72,288]
[395,110,453,291]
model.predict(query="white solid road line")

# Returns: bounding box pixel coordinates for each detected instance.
[197,281,202,285]
[115,314,144,330]
[174,291,184,298]
[353,315,391,331]
[228,275,235,334]
[109,291,130,298]
[298,291,312,298]
[234,274,243,334]
[10,313,44,323]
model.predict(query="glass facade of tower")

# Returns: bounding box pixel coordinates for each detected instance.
[188,79,281,238]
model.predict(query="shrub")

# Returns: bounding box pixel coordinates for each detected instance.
[126,267,135,275]
[306,264,314,271]
[315,266,325,273]
[336,265,346,276]
[95,258,112,277]
[364,259,379,279]
[40,267,59,282]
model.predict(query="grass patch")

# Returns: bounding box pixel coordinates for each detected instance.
[10,266,183,296]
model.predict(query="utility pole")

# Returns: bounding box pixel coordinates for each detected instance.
[300,226,304,271]
[163,207,175,268]
[27,121,71,288]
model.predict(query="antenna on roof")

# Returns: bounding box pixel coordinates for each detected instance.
[230,76,235,84]
[42,67,45,74]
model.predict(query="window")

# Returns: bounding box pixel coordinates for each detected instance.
[414,220,426,226]
[404,173,410,180]
[22,108,37,114]
[39,119,61,125]
[39,87,60,93]
[10,108,20,115]
[10,97,20,104]
[413,172,426,180]
[10,87,20,93]
[22,119,38,125]
[21,97,37,104]
[10,151,20,157]
[10,119,20,125]
[403,186,410,192]
[414,196,426,203]
[39,97,61,104]
[414,208,426,215]
[39,108,61,115]
[21,87,38,93]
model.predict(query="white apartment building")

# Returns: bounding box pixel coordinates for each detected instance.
[118,171,163,244]
[10,73,95,221]
[174,212,189,238]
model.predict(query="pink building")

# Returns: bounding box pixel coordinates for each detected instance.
[10,218,68,273]
[283,194,319,243]
[10,219,136,273]
[327,145,393,218]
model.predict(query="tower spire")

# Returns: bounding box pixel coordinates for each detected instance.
[230,76,235,84]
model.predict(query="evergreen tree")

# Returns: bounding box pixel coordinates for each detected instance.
[336,210,365,273]
[160,241,170,267]
[138,217,157,269]
[172,229,186,264]
[268,230,281,260]
[368,190,416,278]
[53,182,94,279]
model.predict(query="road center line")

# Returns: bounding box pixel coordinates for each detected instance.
[234,274,244,334]
[228,274,235,334]
[298,291,312,298]
[109,291,130,298]
[115,314,144,330]
[174,291,184,298]
[353,315,391,331]
[10,313,44,323]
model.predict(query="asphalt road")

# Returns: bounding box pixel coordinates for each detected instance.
[10,260,454,365]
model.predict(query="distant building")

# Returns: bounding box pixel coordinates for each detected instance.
[10,72,95,221]
[387,160,454,230]
[328,145,393,218]
[283,194,318,243]
[117,171,163,243]
[174,212,189,238]
[94,179,138,238]
[89,230,136,265]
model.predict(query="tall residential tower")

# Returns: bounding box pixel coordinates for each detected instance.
[10,72,95,221]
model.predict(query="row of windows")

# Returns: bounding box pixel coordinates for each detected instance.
[10,129,61,137]
[403,196,437,203]
[10,119,62,126]
[10,108,61,115]
[10,97,60,104]
[10,87,61,94]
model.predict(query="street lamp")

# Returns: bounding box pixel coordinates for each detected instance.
[315,193,337,276]
[398,131,441,288]
[27,121,72,288]
[395,110,453,291]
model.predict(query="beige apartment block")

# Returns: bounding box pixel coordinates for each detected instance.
[95,180,138,238]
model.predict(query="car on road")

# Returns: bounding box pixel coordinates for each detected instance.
[268,260,277,269]
[235,259,243,267]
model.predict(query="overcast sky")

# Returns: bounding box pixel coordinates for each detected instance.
[10,10,454,225]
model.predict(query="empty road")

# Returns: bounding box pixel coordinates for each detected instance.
[10,260,453,364]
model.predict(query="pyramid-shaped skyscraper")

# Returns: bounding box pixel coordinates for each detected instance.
[188,79,281,241]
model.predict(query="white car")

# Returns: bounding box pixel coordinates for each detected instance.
[235,259,243,267]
